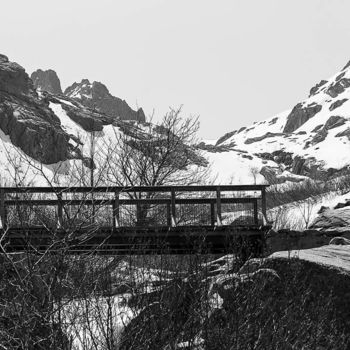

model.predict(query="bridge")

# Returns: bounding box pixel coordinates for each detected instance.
[0,185,271,255]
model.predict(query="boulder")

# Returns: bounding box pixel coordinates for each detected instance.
[309,207,350,230]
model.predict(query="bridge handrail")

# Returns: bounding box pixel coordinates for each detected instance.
[0,185,268,229]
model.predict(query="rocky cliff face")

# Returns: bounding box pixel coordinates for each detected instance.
[31,69,62,94]
[0,55,70,164]
[64,79,145,122]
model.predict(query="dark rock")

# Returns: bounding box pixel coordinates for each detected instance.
[269,117,278,125]
[336,72,346,81]
[343,60,350,71]
[329,98,348,111]
[283,103,322,133]
[309,207,350,230]
[216,130,237,146]
[272,150,294,166]
[0,54,37,98]
[244,132,285,144]
[309,79,328,97]
[237,126,246,133]
[0,56,71,164]
[334,200,350,209]
[31,69,63,94]
[64,80,145,122]
[326,78,350,98]
[260,166,304,184]
[311,124,324,133]
[310,128,328,145]
[196,142,235,153]
[317,206,329,214]
[60,103,104,132]
[336,127,350,141]
[297,130,307,135]
[241,154,253,160]
[307,115,346,145]
[0,96,70,164]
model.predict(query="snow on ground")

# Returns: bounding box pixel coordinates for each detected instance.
[271,245,350,272]
[269,190,350,231]
[62,294,134,350]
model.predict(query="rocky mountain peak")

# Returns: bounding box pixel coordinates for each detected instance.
[64,79,146,122]
[0,55,37,98]
[31,69,62,94]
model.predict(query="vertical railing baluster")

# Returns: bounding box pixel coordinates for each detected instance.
[253,199,258,226]
[167,203,171,227]
[210,202,215,226]
[171,189,176,227]
[57,192,63,229]
[113,191,120,228]
[261,187,267,225]
[0,189,6,230]
[216,186,222,226]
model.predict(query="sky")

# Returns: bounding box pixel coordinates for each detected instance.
[1,0,350,140]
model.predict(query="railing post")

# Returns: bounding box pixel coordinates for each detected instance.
[113,191,120,228]
[171,189,176,227]
[210,202,215,226]
[167,203,171,227]
[261,187,267,224]
[216,186,222,226]
[253,199,258,225]
[57,192,63,229]
[0,189,6,230]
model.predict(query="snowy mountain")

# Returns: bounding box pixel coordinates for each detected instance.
[202,60,350,184]
[0,54,205,186]
[31,69,145,122]
[2,53,350,187]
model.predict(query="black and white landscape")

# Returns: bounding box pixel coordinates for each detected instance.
[1,1,350,349]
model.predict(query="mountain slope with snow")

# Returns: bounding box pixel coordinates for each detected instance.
[203,60,350,184]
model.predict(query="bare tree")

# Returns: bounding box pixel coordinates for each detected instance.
[101,107,209,189]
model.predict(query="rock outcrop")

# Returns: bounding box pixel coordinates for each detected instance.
[309,79,327,97]
[329,98,348,111]
[0,55,70,163]
[326,77,350,98]
[0,54,36,98]
[64,80,146,122]
[283,102,322,133]
[31,69,63,94]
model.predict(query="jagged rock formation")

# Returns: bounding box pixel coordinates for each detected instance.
[31,69,62,94]
[64,79,145,122]
[0,55,70,163]
[283,102,322,133]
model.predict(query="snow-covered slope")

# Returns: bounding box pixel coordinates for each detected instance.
[203,61,350,184]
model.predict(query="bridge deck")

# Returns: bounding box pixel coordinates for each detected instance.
[0,185,270,255]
